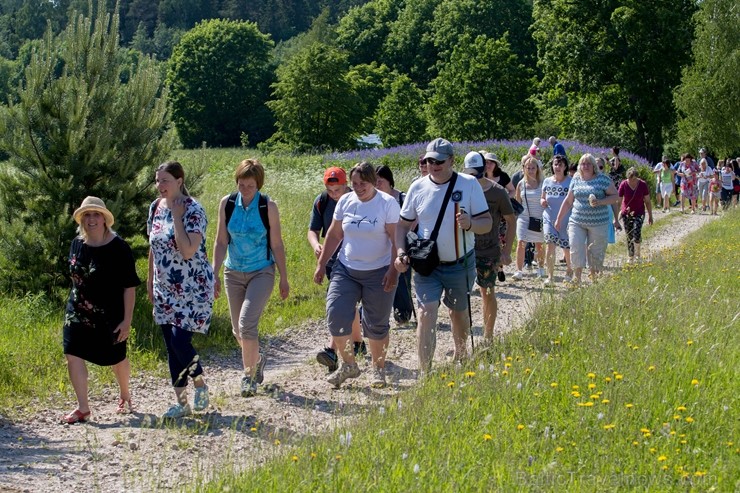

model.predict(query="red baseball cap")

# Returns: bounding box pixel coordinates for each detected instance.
[323,167,347,185]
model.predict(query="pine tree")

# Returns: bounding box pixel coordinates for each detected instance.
[0,0,174,294]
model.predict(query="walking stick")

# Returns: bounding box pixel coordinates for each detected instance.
[456,203,474,353]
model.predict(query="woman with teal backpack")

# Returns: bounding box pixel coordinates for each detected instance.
[212,159,290,398]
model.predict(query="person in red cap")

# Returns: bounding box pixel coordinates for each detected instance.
[308,166,366,372]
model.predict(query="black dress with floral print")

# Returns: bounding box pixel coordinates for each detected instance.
[63,236,140,366]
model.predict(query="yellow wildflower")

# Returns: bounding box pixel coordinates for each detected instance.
[625,403,634,409]
[587,372,596,379]
[686,340,693,345]
[274,439,281,446]
[447,381,455,388]
[658,455,667,462]
[685,416,694,423]
[690,379,699,386]
[550,382,558,388]
[648,365,656,371]
[603,423,615,430]
[555,447,564,452]
[291,455,298,462]
[676,405,687,411]
[602,399,610,404]
[483,433,492,441]
[588,383,596,390]
[517,424,525,431]
[465,371,476,378]
[604,376,612,383]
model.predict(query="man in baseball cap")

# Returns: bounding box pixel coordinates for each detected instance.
[310,166,364,372]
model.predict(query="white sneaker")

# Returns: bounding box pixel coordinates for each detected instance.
[512,271,524,280]
[536,268,546,278]
[543,278,552,286]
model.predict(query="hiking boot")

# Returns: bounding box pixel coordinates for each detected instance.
[193,385,209,411]
[317,347,338,373]
[241,375,258,397]
[162,403,192,420]
[255,353,267,384]
[354,341,367,358]
[327,362,361,388]
[370,367,386,388]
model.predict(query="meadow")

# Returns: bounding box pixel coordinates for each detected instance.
[0,140,657,412]
[203,208,739,492]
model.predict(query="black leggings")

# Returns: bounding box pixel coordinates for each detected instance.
[621,214,644,257]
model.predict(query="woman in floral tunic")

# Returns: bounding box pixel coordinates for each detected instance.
[62,197,140,424]
[148,161,214,419]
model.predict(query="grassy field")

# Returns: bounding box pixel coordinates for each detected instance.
[203,209,739,492]
[0,141,661,413]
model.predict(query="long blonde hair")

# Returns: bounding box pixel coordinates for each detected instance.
[521,155,543,186]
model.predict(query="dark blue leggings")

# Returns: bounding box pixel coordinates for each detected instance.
[161,324,203,387]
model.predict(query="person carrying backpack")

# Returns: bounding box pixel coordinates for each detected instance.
[308,167,366,372]
[212,159,290,398]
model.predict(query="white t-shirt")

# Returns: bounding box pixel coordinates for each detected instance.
[401,172,489,261]
[334,190,399,271]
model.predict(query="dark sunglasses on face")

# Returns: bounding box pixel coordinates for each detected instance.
[425,158,447,165]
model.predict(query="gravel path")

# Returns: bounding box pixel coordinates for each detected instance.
[0,211,718,492]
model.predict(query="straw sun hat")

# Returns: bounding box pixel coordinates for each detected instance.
[73,196,115,227]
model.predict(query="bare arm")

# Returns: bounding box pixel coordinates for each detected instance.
[268,201,290,299]
[211,195,229,299]
[382,222,399,292]
[307,229,323,258]
[554,189,575,231]
[313,219,344,284]
[644,194,653,225]
[500,214,516,266]
[114,287,136,343]
[394,218,414,273]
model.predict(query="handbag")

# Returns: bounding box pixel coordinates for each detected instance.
[406,172,458,276]
[522,181,543,232]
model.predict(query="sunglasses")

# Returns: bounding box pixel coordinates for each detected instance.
[424,158,447,165]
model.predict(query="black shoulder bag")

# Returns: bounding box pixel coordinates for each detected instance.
[523,181,543,232]
[406,172,458,276]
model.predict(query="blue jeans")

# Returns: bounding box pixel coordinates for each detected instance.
[161,324,203,387]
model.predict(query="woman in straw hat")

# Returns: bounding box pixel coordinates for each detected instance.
[61,197,141,424]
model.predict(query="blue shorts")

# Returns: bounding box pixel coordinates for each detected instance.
[413,254,475,312]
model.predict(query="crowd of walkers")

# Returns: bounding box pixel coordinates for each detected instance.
[59,139,735,423]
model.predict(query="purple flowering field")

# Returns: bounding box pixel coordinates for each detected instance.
[324,139,650,173]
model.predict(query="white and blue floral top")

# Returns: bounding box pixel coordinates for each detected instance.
[148,197,214,334]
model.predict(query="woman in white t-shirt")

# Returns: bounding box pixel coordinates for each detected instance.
[314,162,400,389]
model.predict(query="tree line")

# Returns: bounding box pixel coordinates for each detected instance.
[0,0,736,295]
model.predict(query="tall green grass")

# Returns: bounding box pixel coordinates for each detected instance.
[203,209,739,492]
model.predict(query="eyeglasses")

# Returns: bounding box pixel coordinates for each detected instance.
[424,158,447,165]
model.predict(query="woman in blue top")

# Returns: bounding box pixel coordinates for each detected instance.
[554,154,620,285]
[212,159,290,398]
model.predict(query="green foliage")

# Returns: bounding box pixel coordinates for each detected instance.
[205,209,740,492]
[167,19,274,148]
[346,62,393,134]
[427,35,535,141]
[382,0,440,87]
[0,1,174,295]
[335,0,398,67]
[674,0,740,157]
[267,42,364,151]
[532,0,696,161]
[375,73,427,147]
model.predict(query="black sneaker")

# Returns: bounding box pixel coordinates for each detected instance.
[497,270,506,282]
[241,375,257,397]
[317,347,338,373]
[354,341,367,358]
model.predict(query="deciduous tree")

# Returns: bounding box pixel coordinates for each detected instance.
[267,43,363,151]
[674,0,740,157]
[167,19,274,147]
